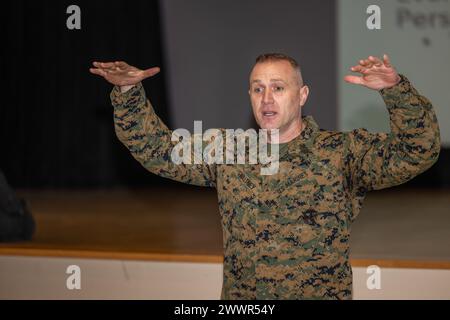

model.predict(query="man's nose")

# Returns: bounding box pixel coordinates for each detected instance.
[262,88,274,104]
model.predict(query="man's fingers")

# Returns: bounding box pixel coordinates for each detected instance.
[89,67,107,77]
[142,67,161,78]
[100,62,116,69]
[383,54,392,67]
[344,75,365,85]
[359,59,371,67]
[93,61,116,69]
[368,55,383,67]
[114,61,128,68]
[91,61,160,84]
[362,59,373,67]
[351,65,366,73]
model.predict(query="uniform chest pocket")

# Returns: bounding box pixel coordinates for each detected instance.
[279,156,345,211]
[274,158,348,251]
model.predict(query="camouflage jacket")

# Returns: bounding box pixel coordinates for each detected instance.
[110,74,440,300]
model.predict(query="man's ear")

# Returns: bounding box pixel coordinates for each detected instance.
[299,85,310,107]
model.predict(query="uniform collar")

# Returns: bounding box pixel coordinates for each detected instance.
[274,115,319,145]
[280,115,320,158]
[297,115,319,145]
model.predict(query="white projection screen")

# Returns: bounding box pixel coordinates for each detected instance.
[338,0,449,147]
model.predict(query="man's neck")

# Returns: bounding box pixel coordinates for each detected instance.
[276,119,304,144]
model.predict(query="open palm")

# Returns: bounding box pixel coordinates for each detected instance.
[344,54,401,91]
[89,61,160,86]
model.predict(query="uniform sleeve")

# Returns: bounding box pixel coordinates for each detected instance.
[110,82,218,187]
[345,74,441,192]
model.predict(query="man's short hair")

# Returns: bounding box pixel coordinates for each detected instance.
[254,53,303,85]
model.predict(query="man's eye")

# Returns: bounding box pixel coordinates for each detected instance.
[274,86,284,92]
[253,87,263,93]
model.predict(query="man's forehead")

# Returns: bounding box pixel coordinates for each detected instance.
[250,70,292,82]
[250,61,298,83]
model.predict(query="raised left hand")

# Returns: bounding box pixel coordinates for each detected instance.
[344,54,401,90]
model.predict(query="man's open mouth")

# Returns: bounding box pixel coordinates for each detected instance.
[262,111,278,118]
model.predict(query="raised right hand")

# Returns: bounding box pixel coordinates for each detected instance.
[89,61,160,87]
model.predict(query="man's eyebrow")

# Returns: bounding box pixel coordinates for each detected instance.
[270,78,287,83]
[250,79,287,84]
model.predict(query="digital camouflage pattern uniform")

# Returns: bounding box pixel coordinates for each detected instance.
[110,74,440,300]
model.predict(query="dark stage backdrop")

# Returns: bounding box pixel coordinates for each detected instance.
[0,0,447,189]
[1,0,172,188]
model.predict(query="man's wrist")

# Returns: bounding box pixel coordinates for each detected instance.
[120,84,136,93]
[390,74,402,88]
[110,82,145,109]
[379,74,408,95]
[379,74,401,91]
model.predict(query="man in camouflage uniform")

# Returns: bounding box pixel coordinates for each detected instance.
[90,53,440,299]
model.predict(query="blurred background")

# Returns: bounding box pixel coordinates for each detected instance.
[0,0,449,299]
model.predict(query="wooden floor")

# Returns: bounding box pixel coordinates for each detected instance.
[1,186,449,269]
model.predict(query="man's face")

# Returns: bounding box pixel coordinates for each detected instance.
[249,60,309,131]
